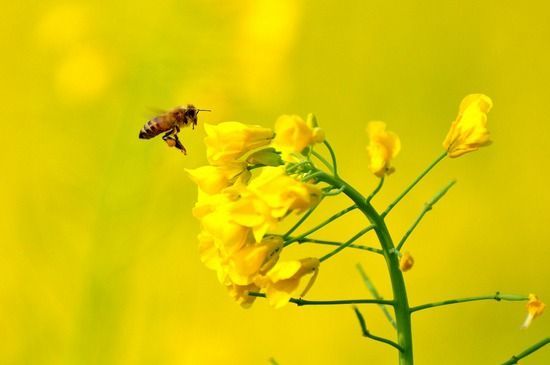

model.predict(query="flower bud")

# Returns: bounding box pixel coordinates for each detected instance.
[399,252,414,272]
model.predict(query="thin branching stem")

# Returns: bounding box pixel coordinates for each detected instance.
[247,292,394,306]
[283,204,357,246]
[353,306,404,352]
[356,263,397,329]
[366,176,385,203]
[319,225,375,262]
[323,140,339,177]
[501,337,550,365]
[283,196,325,239]
[382,151,447,218]
[410,292,529,313]
[311,150,334,173]
[396,180,456,251]
[294,237,383,255]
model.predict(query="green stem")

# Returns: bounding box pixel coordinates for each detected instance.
[311,150,334,173]
[283,204,357,246]
[316,171,414,365]
[247,292,394,306]
[410,292,529,313]
[396,180,456,251]
[295,237,383,255]
[319,225,375,262]
[353,306,404,352]
[501,337,550,365]
[283,196,325,239]
[269,357,280,365]
[323,140,339,177]
[357,263,397,329]
[366,176,385,203]
[382,151,447,218]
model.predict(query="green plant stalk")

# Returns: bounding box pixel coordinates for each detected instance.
[501,337,550,365]
[295,237,383,254]
[283,204,357,246]
[247,292,394,306]
[317,171,414,364]
[353,306,403,351]
[357,263,397,329]
[396,180,456,251]
[382,151,447,217]
[319,225,375,262]
[366,176,385,203]
[410,292,529,313]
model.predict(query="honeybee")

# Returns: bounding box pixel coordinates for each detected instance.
[138,104,210,154]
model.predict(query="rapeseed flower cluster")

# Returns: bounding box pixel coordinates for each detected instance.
[187,116,323,308]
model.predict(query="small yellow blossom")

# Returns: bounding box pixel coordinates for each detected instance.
[246,166,322,218]
[204,122,274,165]
[201,210,252,256]
[227,236,283,285]
[227,283,260,309]
[272,115,323,160]
[228,194,277,242]
[443,94,493,158]
[366,121,401,177]
[192,190,237,219]
[185,162,248,194]
[399,252,414,272]
[522,294,545,328]
[198,230,229,284]
[258,257,320,308]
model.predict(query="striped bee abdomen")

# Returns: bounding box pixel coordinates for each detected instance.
[139,119,163,139]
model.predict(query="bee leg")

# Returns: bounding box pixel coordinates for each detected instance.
[172,133,187,155]
[162,129,177,148]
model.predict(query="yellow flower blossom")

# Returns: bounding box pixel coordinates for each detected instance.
[228,194,277,242]
[185,162,248,194]
[204,122,274,165]
[366,121,401,177]
[399,252,414,272]
[272,115,323,160]
[201,210,252,256]
[258,257,320,309]
[226,235,283,285]
[522,294,545,328]
[192,190,237,219]
[246,166,322,218]
[198,230,229,284]
[443,94,493,158]
[226,283,260,309]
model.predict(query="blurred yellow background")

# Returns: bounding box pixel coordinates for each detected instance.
[1,1,548,364]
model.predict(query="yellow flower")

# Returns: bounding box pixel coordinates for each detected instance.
[186,162,248,194]
[246,166,322,218]
[522,294,545,328]
[366,121,401,177]
[443,94,493,158]
[272,115,323,160]
[228,194,277,242]
[198,230,229,284]
[201,210,252,256]
[204,122,274,165]
[399,252,414,272]
[226,235,283,285]
[258,257,320,308]
[192,189,237,219]
[226,283,260,309]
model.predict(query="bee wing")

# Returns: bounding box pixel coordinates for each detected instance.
[144,107,168,119]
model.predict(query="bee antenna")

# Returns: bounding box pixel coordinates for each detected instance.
[197,109,212,113]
